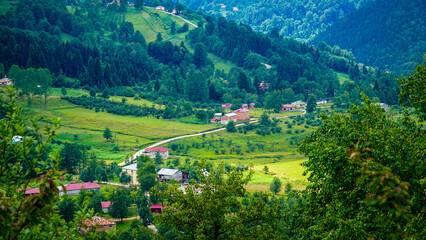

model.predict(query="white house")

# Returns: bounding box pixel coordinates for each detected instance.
[144,147,169,159]
[157,168,184,182]
[316,98,327,104]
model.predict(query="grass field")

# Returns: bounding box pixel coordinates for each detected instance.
[163,114,319,191]
[123,6,196,43]
[335,71,354,84]
[18,93,221,163]
[249,108,302,118]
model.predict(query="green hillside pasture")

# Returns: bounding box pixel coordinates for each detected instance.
[249,108,302,118]
[108,95,162,109]
[18,96,219,162]
[125,6,196,43]
[336,71,354,84]
[164,119,316,190]
[49,87,88,97]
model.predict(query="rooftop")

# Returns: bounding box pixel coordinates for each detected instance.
[158,168,180,176]
[145,147,169,153]
[233,108,249,113]
[101,201,112,208]
[65,182,101,191]
[123,163,138,171]
[82,216,115,227]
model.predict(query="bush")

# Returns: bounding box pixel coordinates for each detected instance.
[287,130,292,134]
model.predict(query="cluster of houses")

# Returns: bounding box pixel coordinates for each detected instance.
[211,103,254,124]
[281,98,334,112]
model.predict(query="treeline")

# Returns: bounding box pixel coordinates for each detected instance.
[314,0,426,74]
[62,95,164,117]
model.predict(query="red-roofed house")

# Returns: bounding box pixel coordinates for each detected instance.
[0,77,13,86]
[155,6,165,10]
[150,204,163,214]
[221,103,232,110]
[101,201,112,213]
[59,183,101,196]
[210,117,221,123]
[22,187,40,195]
[78,216,116,235]
[144,147,169,159]
[232,108,250,121]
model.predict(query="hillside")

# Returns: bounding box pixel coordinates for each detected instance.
[177,0,372,41]
[313,0,426,73]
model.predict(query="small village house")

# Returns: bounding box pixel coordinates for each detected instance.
[221,103,232,110]
[326,97,334,103]
[78,216,116,236]
[157,168,187,182]
[221,112,237,124]
[0,77,13,86]
[155,6,165,10]
[144,147,169,159]
[242,104,249,109]
[210,117,221,123]
[150,204,163,214]
[23,182,101,196]
[101,201,112,213]
[59,183,101,196]
[291,101,307,108]
[376,103,390,111]
[249,103,255,109]
[122,163,138,185]
[232,108,250,121]
[316,98,327,104]
[282,104,296,112]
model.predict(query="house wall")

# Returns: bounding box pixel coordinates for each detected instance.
[235,112,250,121]
[123,168,139,185]
[147,151,169,159]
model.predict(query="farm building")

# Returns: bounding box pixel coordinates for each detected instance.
[221,113,237,124]
[221,103,232,110]
[78,216,116,235]
[122,163,138,185]
[232,108,250,121]
[150,204,163,214]
[210,117,221,123]
[24,182,101,196]
[316,98,327,104]
[101,201,112,213]
[59,183,101,196]
[282,104,296,112]
[155,6,165,10]
[144,147,169,159]
[157,168,187,182]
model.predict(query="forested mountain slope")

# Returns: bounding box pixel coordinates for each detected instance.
[0,0,399,109]
[174,0,372,42]
[313,0,426,74]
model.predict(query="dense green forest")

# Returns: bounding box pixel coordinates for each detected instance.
[0,0,399,109]
[175,0,372,42]
[314,0,426,74]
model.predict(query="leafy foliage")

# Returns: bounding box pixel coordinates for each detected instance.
[0,87,64,239]
[293,95,426,238]
[397,56,426,120]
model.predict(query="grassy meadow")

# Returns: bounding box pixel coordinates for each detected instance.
[18,90,221,163]
[163,114,320,191]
